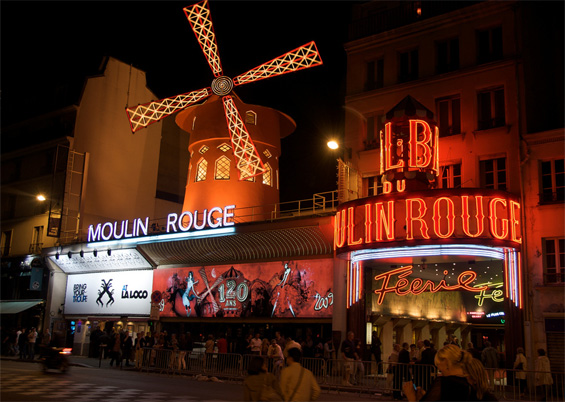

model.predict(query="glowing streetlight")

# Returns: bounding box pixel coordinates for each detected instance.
[327,140,339,150]
[36,194,46,201]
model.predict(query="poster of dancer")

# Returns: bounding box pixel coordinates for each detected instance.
[152,259,334,318]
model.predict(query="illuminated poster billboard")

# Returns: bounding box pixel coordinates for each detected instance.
[153,259,334,318]
[64,270,153,316]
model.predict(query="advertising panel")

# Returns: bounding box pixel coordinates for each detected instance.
[152,259,334,318]
[64,270,153,316]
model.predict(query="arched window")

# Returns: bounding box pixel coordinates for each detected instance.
[245,110,257,125]
[195,158,208,182]
[262,163,272,186]
[215,156,231,180]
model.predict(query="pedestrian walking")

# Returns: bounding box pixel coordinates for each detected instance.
[402,344,497,401]
[513,347,527,395]
[243,355,283,401]
[535,349,553,401]
[280,347,320,401]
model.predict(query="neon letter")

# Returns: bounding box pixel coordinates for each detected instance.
[334,210,346,248]
[409,119,433,168]
[223,205,235,227]
[461,195,485,237]
[207,206,223,228]
[406,198,430,240]
[509,201,522,244]
[384,122,403,171]
[364,203,373,243]
[489,197,509,240]
[375,201,395,241]
[347,207,363,246]
[432,197,455,238]
[87,224,102,242]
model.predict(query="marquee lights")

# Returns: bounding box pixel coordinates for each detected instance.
[373,265,487,305]
[334,191,522,250]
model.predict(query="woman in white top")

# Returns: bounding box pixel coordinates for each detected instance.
[513,347,527,395]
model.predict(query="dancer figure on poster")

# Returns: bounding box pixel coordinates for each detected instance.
[182,271,200,317]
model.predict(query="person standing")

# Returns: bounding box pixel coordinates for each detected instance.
[109,332,122,367]
[243,355,283,401]
[371,331,382,374]
[267,339,285,379]
[481,341,499,391]
[205,334,215,371]
[340,331,357,386]
[418,340,436,392]
[323,338,335,377]
[535,349,553,401]
[134,331,146,369]
[121,330,133,367]
[27,327,38,360]
[394,343,411,400]
[513,347,527,395]
[249,333,262,355]
[280,347,320,402]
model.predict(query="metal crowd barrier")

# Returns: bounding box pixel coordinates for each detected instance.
[136,348,564,400]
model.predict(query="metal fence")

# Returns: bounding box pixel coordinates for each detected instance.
[136,349,565,400]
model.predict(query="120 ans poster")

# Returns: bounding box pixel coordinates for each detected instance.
[152,259,334,318]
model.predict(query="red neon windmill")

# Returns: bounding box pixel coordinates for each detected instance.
[126,0,323,180]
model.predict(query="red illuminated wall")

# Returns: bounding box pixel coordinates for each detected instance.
[152,259,334,318]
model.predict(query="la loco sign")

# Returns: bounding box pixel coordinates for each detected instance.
[335,189,522,253]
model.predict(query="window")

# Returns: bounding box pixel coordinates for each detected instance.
[367,176,383,196]
[436,95,461,137]
[245,111,257,125]
[262,163,272,186]
[1,230,12,257]
[215,156,230,180]
[399,49,419,83]
[436,38,460,74]
[263,149,272,158]
[199,145,209,154]
[544,238,565,284]
[195,159,208,182]
[477,87,505,130]
[218,143,231,152]
[365,115,383,149]
[440,163,462,188]
[540,159,565,203]
[30,226,44,254]
[477,26,503,64]
[366,58,384,90]
[480,157,506,190]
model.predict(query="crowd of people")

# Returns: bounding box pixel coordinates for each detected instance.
[1,326,49,360]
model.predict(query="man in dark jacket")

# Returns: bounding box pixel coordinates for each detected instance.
[394,343,411,400]
[417,340,436,391]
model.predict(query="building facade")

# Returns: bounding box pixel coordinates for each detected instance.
[342,0,563,370]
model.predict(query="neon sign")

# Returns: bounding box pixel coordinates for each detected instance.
[373,265,487,305]
[335,190,522,251]
[87,205,235,242]
[473,282,504,306]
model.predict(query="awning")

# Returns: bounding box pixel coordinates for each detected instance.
[0,300,43,314]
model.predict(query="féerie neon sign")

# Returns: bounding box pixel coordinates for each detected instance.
[373,265,487,305]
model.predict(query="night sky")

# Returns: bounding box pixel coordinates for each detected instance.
[2,1,358,202]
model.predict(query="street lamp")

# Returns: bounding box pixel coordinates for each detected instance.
[326,139,352,159]
[36,194,46,201]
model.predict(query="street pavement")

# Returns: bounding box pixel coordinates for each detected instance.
[1,355,394,401]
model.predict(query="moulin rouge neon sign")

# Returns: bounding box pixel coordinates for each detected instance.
[373,265,487,305]
[335,191,522,250]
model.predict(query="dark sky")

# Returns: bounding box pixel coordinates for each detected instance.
[2,1,358,202]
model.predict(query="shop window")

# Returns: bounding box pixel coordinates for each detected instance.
[436,95,461,137]
[477,87,505,130]
[480,157,506,190]
[365,115,383,150]
[436,37,460,74]
[262,163,272,186]
[477,26,503,65]
[218,143,231,152]
[399,48,419,83]
[365,58,384,91]
[195,159,208,182]
[440,163,462,189]
[245,111,257,125]
[215,156,230,180]
[367,176,383,196]
[1,230,12,257]
[543,238,565,284]
[540,159,565,204]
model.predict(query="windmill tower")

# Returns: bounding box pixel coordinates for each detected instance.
[126,0,322,222]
